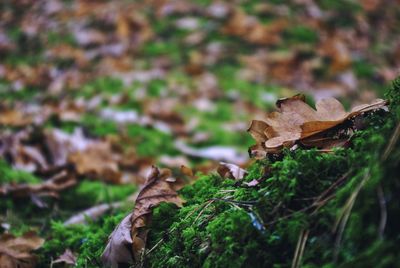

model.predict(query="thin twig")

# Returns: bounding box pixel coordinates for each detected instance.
[314,171,351,204]
[210,198,257,206]
[377,184,387,239]
[333,170,370,262]
[291,229,310,268]
[192,200,215,226]
[382,122,400,161]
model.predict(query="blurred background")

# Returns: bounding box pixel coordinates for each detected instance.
[0,0,400,250]
[1,0,400,186]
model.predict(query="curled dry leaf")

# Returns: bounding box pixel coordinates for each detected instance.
[222,9,287,45]
[68,143,121,184]
[102,166,183,267]
[0,170,77,198]
[217,162,247,180]
[130,167,183,260]
[0,231,44,268]
[51,249,77,266]
[101,213,133,268]
[248,94,388,156]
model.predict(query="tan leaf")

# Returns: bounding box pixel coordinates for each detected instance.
[0,109,32,127]
[247,120,269,143]
[51,249,77,266]
[217,162,247,180]
[222,9,287,45]
[0,171,77,198]
[0,232,44,268]
[68,144,121,184]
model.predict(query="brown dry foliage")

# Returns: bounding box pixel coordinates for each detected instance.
[248,94,387,156]
[0,232,44,268]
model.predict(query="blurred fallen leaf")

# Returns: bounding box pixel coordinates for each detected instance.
[0,170,76,198]
[0,231,44,268]
[69,144,122,184]
[0,109,32,127]
[217,162,247,180]
[222,9,287,45]
[51,249,77,266]
[244,179,259,187]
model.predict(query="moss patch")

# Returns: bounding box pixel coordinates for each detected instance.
[143,79,400,267]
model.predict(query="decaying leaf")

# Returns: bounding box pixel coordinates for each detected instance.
[102,166,183,267]
[101,213,134,268]
[0,108,33,127]
[0,231,44,268]
[130,167,183,260]
[0,170,77,198]
[51,249,77,266]
[68,144,122,184]
[217,162,247,180]
[222,9,287,45]
[248,94,388,156]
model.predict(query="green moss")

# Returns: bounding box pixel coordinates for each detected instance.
[0,160,41,184]
[39,210,128,267]
[81,114,119,137]
[77,77,124,98]
[61,180,136,210]
[144,79,400,267]
[126,124,177,157]
[284,26,318,44]
[353,60,376,78]
[148,79,168,97]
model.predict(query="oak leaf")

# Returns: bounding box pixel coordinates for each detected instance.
[248,94,387,156]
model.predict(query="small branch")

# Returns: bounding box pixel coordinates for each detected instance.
[377,184,387,239]
[382,122,400,161]
[333,170,370,262]
[291,229,310,268]
[192,200,215,226]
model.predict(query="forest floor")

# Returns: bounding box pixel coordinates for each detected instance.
[0,0,400,267]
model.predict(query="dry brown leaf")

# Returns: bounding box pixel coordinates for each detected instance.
[51,249,77,266]
[0,109,32,127]
[130,167,183,260]
[217,162,247,180]
[0,170,77,198]
[102,166,183,267]
[248,94,387,155]
[222,9,287,45]
[68,144,122,184]
[0,232,44,268]
[101,213,134,268]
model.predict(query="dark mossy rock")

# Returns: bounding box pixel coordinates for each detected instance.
[144,78,400,268]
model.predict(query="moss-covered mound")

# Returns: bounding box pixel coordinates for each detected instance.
[32,79,400,267]
[143,79,400,268]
